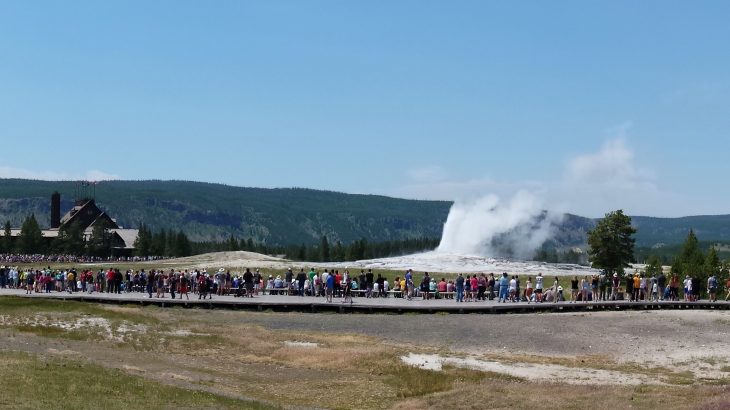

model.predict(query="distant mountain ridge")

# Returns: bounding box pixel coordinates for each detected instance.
[0,178,728,247]
[0,179,451,245]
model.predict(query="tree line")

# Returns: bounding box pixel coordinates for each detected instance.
[0,215,440,261]
[184,234,440,262]
[587,210,729,294]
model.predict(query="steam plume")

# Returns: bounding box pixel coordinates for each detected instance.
[437,191,561,259]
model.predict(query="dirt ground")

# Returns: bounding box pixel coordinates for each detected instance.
[1,298,729,409]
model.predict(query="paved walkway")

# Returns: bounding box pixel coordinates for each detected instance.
[2,288,729,314]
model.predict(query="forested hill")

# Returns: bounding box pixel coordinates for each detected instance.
[0,179,452,245]
[1,178,730,248]
[553,214,730,248]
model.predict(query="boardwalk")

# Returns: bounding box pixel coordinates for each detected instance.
[2,288,729,314]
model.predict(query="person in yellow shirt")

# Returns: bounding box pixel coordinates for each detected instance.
[633,273,641,301]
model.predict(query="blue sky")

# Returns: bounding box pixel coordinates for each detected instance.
[1,1,729,217]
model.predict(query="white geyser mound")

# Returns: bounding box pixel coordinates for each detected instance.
[437,191,561,259]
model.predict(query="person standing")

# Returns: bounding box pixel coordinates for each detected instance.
[455,273,465,302]
[525,277,533,303]
[706,275,716,302]
[169,273,178,299]
[611,273,620,301]
[179,273,189,300]
[658,271,667,301]
[325,272,334,303]
[421,273,431,300]
[498,272,509,303]
[534,273,544,303]
[580,275,589,303]
[296,269,306,297]
[146,270,154,298]
[243,268,254,298]
[342,277,353,304]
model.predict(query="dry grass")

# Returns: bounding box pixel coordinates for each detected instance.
[3,297,729,409]
[392,382,729,410]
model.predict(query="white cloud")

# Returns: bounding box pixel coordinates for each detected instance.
[390,126,688,217]
[0,165,120,181]
[563,137,655,191]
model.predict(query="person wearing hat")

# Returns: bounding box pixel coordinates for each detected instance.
[611,273,620,301]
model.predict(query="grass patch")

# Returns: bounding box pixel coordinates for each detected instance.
[12,324,94,341]
[0,352,278,410]
[384,363,502,399]
[0,296,159,325]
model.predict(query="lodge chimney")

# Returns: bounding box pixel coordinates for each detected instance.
[51,191,61,229]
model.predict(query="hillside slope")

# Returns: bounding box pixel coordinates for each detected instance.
[0,179,728,247]
[0,179,451,245]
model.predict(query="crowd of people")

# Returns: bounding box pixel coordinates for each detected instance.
[0,254,168,264]
[1,265,729,304]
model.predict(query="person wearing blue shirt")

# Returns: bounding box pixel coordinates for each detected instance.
[498,272,510,303]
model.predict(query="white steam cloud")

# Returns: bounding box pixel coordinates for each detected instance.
[437,191,561,259]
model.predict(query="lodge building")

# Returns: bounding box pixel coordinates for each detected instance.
[1,192,139,256]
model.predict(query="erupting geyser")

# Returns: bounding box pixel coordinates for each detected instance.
[436,191,562,259]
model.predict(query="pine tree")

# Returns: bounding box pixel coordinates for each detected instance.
[134,223,152,257]
[1,220,10,253]
[59,221,85,255]
[151,230,167,256]
[672,230,705,277]
[227,234,239,252]
[587,210,636,275]
[17,214,45,254]
[645,254,663,277]
[175,230,192,257]
[332,241,344,261]
[319,235,330,262]
[87,220,112,257]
